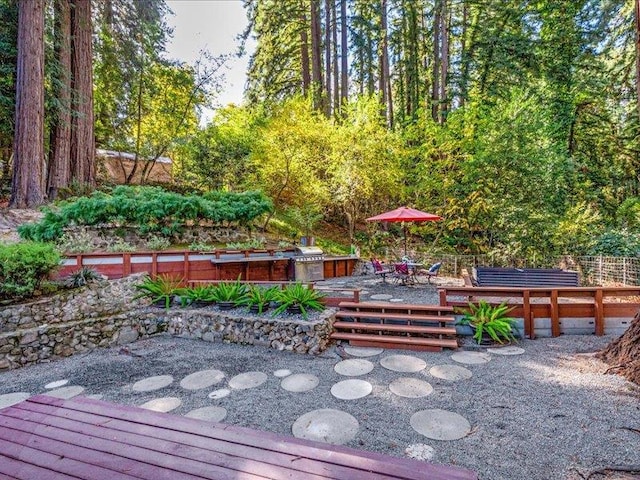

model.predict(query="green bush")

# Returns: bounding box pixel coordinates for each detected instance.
[18,186,273,242]
[588,229,640,256]
[0,242,61,300]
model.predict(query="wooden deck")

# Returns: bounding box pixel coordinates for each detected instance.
[0,395,477,480]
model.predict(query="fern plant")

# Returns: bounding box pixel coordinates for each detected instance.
[134,274,182,310]
[272,283,325,319]
[238,285,279,313]
[457,301,518,344]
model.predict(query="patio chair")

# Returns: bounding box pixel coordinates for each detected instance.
[371,258,394,283]
[423,262,442,284]
[392,262,412,285]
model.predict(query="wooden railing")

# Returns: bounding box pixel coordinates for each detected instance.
[438,286,640,339]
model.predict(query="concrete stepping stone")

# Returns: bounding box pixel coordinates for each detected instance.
[389,298,404,303]
[281,374,319,393]
[179,369,225,390]
[44,386,85,399]
[86,394,104,400]
[451,351,491,365]
[343,346,383,358]
[370,294,393,301]
[487,346,525,356]
[360,290,370,295]
[292,408,359,445]
[429,364,473,381]
[410,409,471,441]
[140,397,182,413]
[0,392,30,409]
[228,371,268,390]
[389,378,433,398]
[405,444,435,461]
[330,379,372,400]
[208,389,231,400]
[132,375,174,392]
[44,379,69,390]
[380,355,427,373]
[185,406,227,422]
[273,369,292,378]
[334,359,374,376]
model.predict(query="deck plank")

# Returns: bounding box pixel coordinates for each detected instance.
[0,453,75,480]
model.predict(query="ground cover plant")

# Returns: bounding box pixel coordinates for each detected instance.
[0,242,61,302]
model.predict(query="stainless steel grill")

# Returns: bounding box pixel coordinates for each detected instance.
[293,246,325,282]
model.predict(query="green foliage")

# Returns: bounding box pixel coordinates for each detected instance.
[134,274,182,310]
[188,241,215,252]
[0,242,61,301]
[272,283,325,319]
[209,279,249,304]
[588,229,640,257]
[226,238,266,250]
[18,186,273,242]
[457,301,518,345]
[175,285,217,307]
[238,285,279,313]
[64,267,101,289]
[56,228,96,254]
[145,235,171,251]
[106,239,137,253]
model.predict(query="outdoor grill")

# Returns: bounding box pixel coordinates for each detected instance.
[292,246,325,282]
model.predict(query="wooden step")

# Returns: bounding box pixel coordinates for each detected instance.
[333,321,457,336]
[335,311,455,324]
[338,301,454,314]
[331,332,459,352]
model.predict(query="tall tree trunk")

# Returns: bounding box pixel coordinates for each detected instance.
[439,0,449,123]
[340,0,348,105]
[431,0,441,123]
[70,0,95,186]
[310,0,324,111]
[597,309,640,385]
[635,0,640,121]
[301,8,311,97]
[459,0,469,109]
[10,0,45,208]
[379,0,391,126]
[47,0,72,200]
[331,0,339,115]
[324,0,332,116]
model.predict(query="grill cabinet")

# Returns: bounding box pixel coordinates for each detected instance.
[292,246,325,282]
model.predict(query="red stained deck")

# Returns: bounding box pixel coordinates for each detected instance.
[0,395,477,480]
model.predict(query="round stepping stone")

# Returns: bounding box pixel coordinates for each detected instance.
[273,369,292,378]
[389,298,404,303]
[132,375,174,392]
[450,351,491,365]
[370,294,393,300]
[429,364,473,381]
[281,374,319,392]
[228,371,268,390]
[330,379,372,400]
[360,290,370,295]
[179,369,225,390]
[185,406,227,422]
[86,394,104,400]
[44,379,69,390]
[410,409,471,441]
[343,346,383,358]
[45,385,84,399]
[334,359,374,376]
[405,444,435,461]
[0,392,30,409]
[140,397,182,412]
[292,409,359,445]
[389,378,433,398]
[487,346,525,356]
[380,355,427,373]
[208,389,231,400]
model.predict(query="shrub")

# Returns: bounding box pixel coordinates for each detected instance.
[273,283,325,319]
[134,274,182,310]
[64,267,101,288]
[0,242,61,301]
[146,235,171,251]
[457,301,518,344]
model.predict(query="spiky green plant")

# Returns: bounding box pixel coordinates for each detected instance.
[457,300,518,344]
[174,285,217,307]
[272,283,325,319]
[133,274,182,310]
[209,279,249,305]
[238,285,279,313]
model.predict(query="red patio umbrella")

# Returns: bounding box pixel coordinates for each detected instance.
[366,206,442,256]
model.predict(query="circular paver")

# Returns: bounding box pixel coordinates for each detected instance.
[389,378,433,398]
[360,290,370,295]
[0,392,30,409]
[132,375,174,392]
[179,369,225,390]
[450,351,491,365]
[228,371,268,390]
[429,364,473,381]
[44,379,69,390]
[334,359,374,376]
[208,389,231,400]
[389,298,404,303]
[405,444,435,461]
[292,409,359,445]
[380,355,427,373]
[44,386,85,399]
[487,346,525,356]
[343,346,383,358]
[330,379,372,400]
[370,294,393,301]
[410,409,471,441]
[86,394,104,400]
[140,397,182,413]
[185,406,227,422]
[273,369,292,378]
[281,374,319,392]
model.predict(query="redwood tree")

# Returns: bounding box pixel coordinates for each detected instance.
[10,0,45,208]
[597,312,640,385]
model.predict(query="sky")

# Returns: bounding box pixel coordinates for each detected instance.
[165,0,255,110]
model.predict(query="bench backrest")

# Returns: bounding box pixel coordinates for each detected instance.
[473,267,579,287]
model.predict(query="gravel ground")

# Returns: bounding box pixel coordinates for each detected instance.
[1,275,639,480]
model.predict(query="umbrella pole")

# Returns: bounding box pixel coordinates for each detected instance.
[403,223,407,257]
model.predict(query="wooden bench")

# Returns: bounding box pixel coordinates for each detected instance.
[474,267,579,287]
[0,395,477,480]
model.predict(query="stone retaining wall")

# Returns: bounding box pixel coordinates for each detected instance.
[0,275,335,370]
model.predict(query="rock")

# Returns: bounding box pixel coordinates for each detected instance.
[117,327,139,345]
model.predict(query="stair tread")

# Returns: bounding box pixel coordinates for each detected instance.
[333,321,456,335]
[335,311,455,322]
[331,332,459,348]
[338,301,454,312]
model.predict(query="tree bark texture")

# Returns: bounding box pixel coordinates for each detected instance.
[310,0,324,111]
[48,0,72,200]
[432,0,441,122]
[331,0,339,114]
[340,0,348,105]
[70,0,95,186]
[597,309,640,385]
[379,0,391,126]
[635,0,640,121]
[300,8,310,96]
[439,0,449,123]
[324,0,332,116]
[10,0,45,208]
